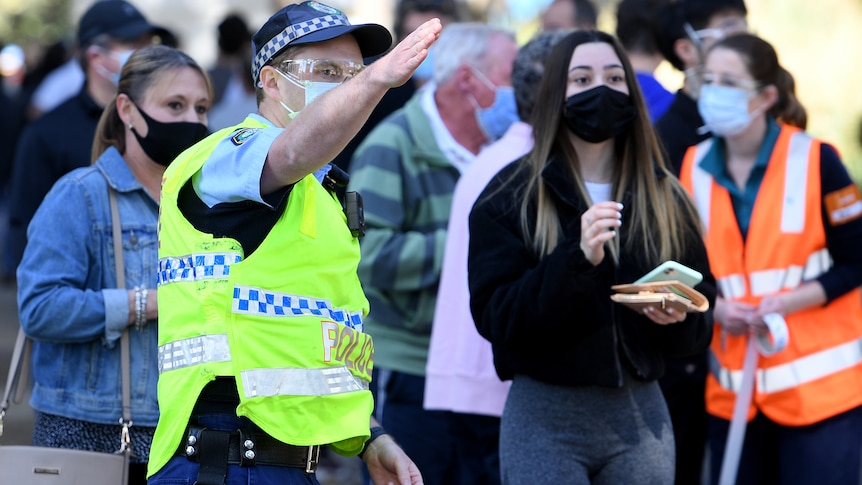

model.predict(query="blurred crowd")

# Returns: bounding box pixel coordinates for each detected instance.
[3,1,862,485]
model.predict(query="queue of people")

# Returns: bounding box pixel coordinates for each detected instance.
[6,0,862,484]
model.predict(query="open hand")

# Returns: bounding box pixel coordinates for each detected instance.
[366,18,442,88]
[363,434,424,485]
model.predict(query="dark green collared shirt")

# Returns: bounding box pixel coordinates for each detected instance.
[698,117,781,239]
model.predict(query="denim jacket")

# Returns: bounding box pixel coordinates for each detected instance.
[17,146,160,426]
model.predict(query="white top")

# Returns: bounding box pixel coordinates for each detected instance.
[585,180,613,204]
[421,83,476,174]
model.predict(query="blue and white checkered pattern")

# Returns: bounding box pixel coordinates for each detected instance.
[252,13,349,82]
[157,252,243,286]
[233,285,364,330]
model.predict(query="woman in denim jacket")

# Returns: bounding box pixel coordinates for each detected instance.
[16,45,211,484]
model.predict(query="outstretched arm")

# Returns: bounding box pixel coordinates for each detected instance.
[262,18,442,193]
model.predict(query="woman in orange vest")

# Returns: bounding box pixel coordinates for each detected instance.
[679,34,862,485]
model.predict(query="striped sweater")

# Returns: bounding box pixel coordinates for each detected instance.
[347,91,461,376]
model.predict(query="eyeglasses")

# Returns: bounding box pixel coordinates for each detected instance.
[685,19,749,44]
[278,58,365,84]
[700,72,760,92]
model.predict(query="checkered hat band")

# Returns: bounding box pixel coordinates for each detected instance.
[253,13,349,81]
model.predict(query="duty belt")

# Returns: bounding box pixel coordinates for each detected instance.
[179,425,320,483]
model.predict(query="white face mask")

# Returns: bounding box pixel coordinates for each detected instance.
[276,69,339,119]
[697,84,758,137]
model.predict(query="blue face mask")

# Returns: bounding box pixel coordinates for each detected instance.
[277,69,340,119]
[697,84,757,137]
[95,48,133,86]
[469,68,519,142]
[413,48,434,83]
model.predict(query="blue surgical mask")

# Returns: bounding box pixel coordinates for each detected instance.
[697,84,757,137]
[413,48,434,83]
[95,48,133,86]
[468,68,519,141]
[277,69,339,119]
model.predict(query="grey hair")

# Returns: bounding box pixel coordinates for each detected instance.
[431,23,516,85]
[512,29,572,121]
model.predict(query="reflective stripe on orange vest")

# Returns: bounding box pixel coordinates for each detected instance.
[709,336,862,394]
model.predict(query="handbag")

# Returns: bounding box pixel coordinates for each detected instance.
[610,280,710,314]
[0,187,132,484]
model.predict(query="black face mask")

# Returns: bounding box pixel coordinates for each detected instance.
[131,104,208,167]
[563,85,637,143]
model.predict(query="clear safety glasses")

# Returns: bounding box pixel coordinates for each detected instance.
[277,58,365,85]
[700,72,761,93]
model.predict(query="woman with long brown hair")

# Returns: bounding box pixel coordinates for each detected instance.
[468,30,716,483]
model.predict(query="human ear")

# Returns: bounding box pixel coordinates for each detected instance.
[454,64,476,94]
[116,93,135,127]
[674,38,700,69]
[758,84,779,112]
[259,66,282,100]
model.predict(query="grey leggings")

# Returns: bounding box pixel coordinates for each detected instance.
[500,373,674,485]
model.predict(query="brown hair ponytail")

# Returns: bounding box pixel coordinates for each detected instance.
[711,34,807,129]
[771,66,807,129]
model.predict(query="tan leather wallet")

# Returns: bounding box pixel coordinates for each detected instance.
[610,280,709,314]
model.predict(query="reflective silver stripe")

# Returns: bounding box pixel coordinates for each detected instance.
[241,367,368,397]
[158,334,232,373]
[709,350,744,391]
[233,285,363,330]
[158,252,243,285]
[781,133,813,234]
[803,248,832,281]
[710,337,862,394]
[748,249,832,296]
[756,337,862,393]
[690,139,715,230]
[717,274,747,300]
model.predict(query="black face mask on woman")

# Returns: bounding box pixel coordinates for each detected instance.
[131,104,208,166]
[563,85,637,143]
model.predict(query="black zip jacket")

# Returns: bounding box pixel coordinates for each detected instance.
[467,155,716,388]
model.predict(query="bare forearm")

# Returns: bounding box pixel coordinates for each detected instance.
[260,18,441,193]
[263,75,389,190]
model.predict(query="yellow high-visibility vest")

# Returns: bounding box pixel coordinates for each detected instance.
[149,118,372,476]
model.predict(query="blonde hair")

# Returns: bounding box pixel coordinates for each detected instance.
[92,45,213,163]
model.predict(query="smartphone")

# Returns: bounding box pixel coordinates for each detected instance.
[634,260,703,287]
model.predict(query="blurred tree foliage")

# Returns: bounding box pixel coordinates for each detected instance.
[0,0,71,46]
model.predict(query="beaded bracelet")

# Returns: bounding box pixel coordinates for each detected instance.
[134,286,141,329]
[134,286,147,330]
[138,287,148,330]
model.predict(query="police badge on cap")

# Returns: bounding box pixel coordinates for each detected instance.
[307,1,340,15]
[250,1,392,83]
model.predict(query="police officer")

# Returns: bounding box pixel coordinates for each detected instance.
[147,3,441,485]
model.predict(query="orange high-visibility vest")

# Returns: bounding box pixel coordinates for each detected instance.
[680,124,862,426]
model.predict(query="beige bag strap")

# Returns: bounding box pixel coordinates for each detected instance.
[1,188,132,454]
[1,326,31,437]
[108,187,134,458]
